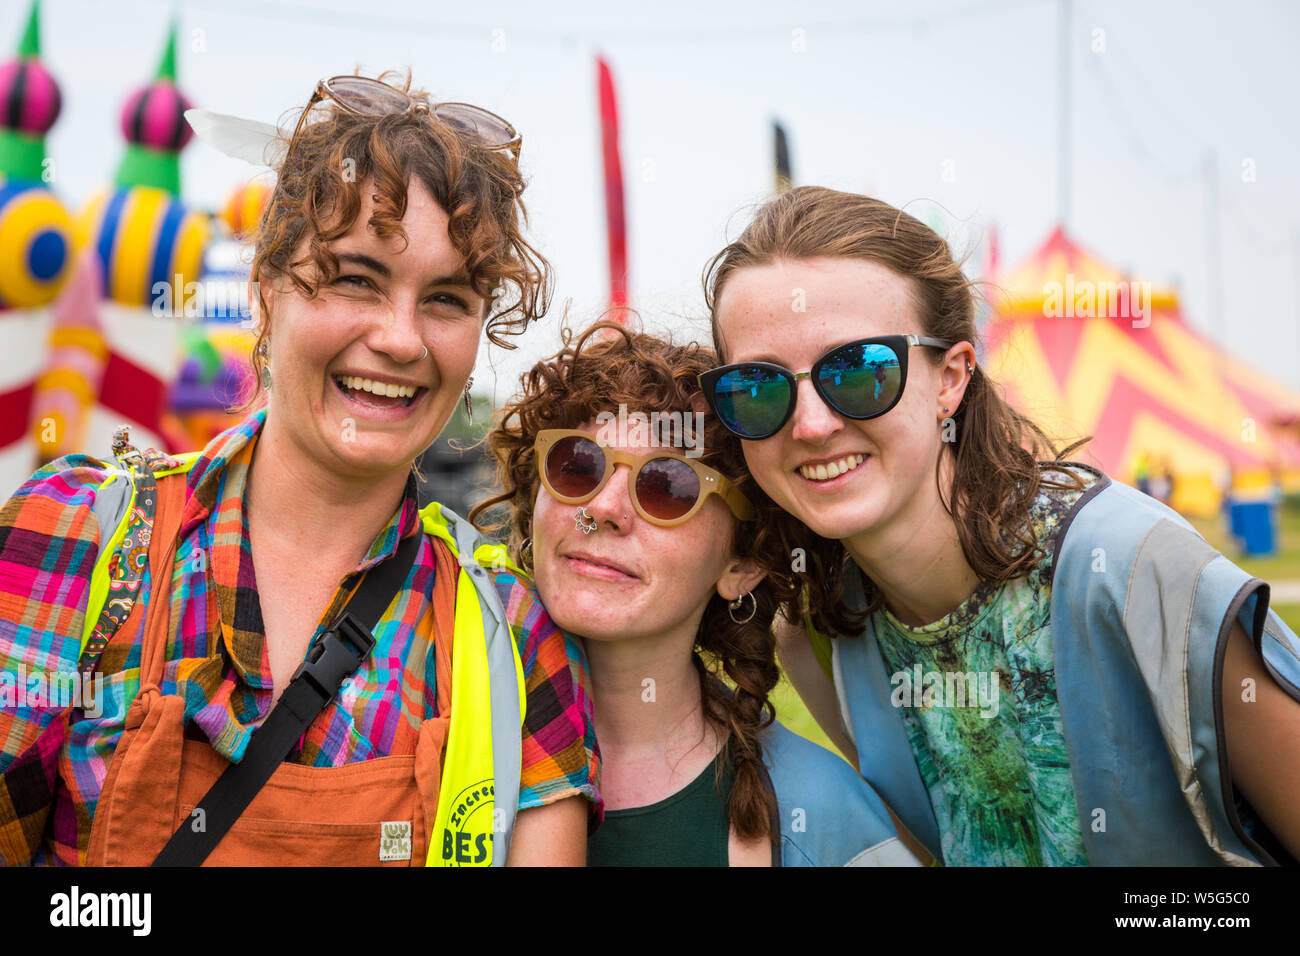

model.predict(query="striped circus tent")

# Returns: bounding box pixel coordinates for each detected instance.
[984,226,1300,516]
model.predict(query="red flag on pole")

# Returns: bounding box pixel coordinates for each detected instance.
[596,54,628,321]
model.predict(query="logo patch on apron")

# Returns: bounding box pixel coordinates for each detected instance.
[380,821,412,862]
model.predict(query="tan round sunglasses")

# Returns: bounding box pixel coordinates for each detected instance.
[535,429,756,527]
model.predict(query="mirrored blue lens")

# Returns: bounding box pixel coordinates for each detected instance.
[712,367,791,438]
[817,342,901,417]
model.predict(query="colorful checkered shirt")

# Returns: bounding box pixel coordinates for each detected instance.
[0,409,601,865]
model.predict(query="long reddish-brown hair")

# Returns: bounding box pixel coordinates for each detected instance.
[470,321,846,843]
[703,186,1090,631]
[234,67,552,414]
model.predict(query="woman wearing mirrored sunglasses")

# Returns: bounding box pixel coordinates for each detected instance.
[699,185,1300,867]
[470,321,922,866]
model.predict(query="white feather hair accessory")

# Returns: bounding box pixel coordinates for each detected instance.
[183,108,291,169]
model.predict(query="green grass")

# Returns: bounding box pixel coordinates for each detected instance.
[1187,496,1300,582]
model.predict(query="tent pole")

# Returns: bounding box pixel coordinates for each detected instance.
[1058,0,1072,231]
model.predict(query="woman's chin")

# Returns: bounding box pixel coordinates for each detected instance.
[792,495,882,543]
[545,594,641,643]
[316,428,424,478]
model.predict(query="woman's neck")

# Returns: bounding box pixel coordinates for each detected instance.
[582,621,722,807]
[245,413,410,568]
[842,450,981,627]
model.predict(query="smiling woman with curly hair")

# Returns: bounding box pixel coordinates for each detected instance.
[0,69,598,867]
[471,320,922,866]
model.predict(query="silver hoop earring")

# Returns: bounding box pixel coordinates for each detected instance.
[575,507,598,534]
[728,590,757,625]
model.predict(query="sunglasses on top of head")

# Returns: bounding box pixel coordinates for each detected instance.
[698,334,956,441]
[292,76,522,161]
[535,429,756,527]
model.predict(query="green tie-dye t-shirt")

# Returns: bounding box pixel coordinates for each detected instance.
[872,464,1100,866]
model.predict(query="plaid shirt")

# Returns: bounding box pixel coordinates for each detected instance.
[0,409,601,865]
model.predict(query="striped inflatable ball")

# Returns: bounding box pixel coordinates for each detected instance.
[76,185,211,311]
[0,57,61,134]
[119,79,194,151]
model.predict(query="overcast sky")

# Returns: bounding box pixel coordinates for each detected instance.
[15,0,1300,401]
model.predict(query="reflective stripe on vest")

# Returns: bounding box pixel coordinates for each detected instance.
[82,464,526,868]
[83,467,137,653]
[420,500,527,867]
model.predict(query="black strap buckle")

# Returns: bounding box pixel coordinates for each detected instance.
[289,613,376,701]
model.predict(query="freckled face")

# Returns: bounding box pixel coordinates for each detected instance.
[260,176,484,481]
[530,424,739,644]
[713,256,947,543]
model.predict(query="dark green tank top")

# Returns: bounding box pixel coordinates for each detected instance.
[587,751,735,866]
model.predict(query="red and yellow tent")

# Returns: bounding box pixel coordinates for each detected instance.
[983,226,1300,516]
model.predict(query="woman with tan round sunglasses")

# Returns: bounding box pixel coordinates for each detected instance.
[472,322,921,866]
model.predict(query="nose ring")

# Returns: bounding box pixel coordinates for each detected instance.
[421,345,429,361]
[575,507,598,534]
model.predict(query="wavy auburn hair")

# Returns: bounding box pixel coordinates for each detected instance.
[470,321,845,843]
[235,67,552,413]
[703,186,1091,629]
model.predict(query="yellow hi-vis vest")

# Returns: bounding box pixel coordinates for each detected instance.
[82,455,528,867]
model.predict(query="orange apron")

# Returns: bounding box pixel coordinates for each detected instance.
[84,472,458,866]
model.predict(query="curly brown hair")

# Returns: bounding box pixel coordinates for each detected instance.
[469,320,842,843]
[703,186,1091,631]
[234,67,552,413]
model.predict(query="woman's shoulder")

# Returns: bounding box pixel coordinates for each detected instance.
[4,433,198,534]
[489,566,545,630]
[1032,460,1108,532]
[8,451,118,498]
[1043,464,1205,557]
[483,564,584,668]
[2,452,125,550]
[0,454,133,673]
[759,720,858,784]
[758,720,921,866]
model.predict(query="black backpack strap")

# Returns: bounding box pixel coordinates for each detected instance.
[152,530,423,867]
